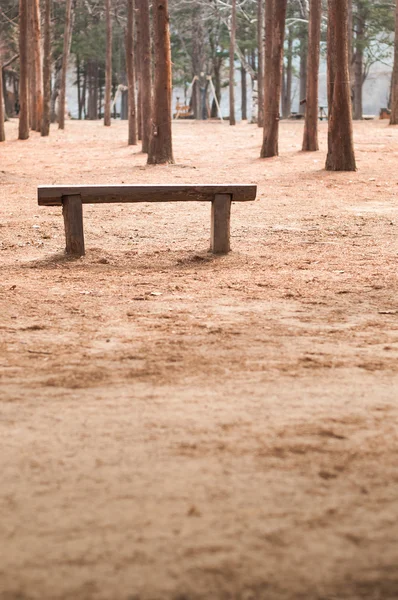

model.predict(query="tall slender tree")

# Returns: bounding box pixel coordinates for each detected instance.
[126,0,137,145]
[104,0,112,126]
[302,0,321,151]
[260,0,287,158]
[282,28,293,118]
[326,0,356,171]
[18,0,30,140]
[147,0,174,164]
[58,0,73,129]
[41,0,51,136]
[257,0,264,127]
[353,0,366,120]
[135,9,142,140]
[136,0,152,152]
[32,0,43,132]
[390,0,398,125]
[229,0,236,125]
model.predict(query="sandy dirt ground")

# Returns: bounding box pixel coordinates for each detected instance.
[0,118,398,600]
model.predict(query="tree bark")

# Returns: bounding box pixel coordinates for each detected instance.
[136,0,152,152]
[32,0,43,132]
[326,0,356,171]
[263,0,273,125]
[281,27,293,118]
[299,27,308,113]
[41,0,51,136]
[135,11,142,139]
[302,0,321,151]
[87,60,98,120]
[28,0,37,130]
[191,9,204,120]
[257,0,264,127]
[50,60,61,123]
[348,0,353,82]
[353,1,365,120]
[19,0,30,140]
[147,0,174,164]
[0,63,5,142]
[389,0,398,125]
[260,0,287,158]
[126,0,137,145]
[58,0,73,129]
[104,0,112,126]
[241,66,247,120]
[229,0,236,125]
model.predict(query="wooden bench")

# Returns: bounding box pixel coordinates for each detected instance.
[38,184,257,257]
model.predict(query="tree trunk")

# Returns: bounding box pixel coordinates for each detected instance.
[353,1,364,120]
[50,60,61,123]
[87,60,99,120]
[28,0,37,130]
[260,0,287,158]
[389,0,398,125]
[19,0,30,140]
[104,0,112,126]
[257,0,264,127]
[299,27,308,114]
[3,69,13,118]
[191,10,204,120]
[302,0,321,151]
[41,0,51,136]
[263,0,272,121]
[76,55,81,118]
[211,61,222,118]
[58,0,73,129]
[229,0,236,125]
[32,0,43,132]
[348,0,353,86]
[0,63,5,142]
[326,0,356,171]
[282,28,293,118]
[147,0,174,164]
[135,12,142,139]
[126,0,137,145]
[136,0,152,152]
[241,65,247,120]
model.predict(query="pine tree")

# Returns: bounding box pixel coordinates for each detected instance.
[136,0,152,152]
[147,0,174,164]
[104,0,112,126]
[260,0,287,158]
[41,0,51,136]
[18,0,30,140]
[229,0,236,125]
[325,0,356,171]
[58,0,73,129]
[302,0,321,151]
[126,0,138,145]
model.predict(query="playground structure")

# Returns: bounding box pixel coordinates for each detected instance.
[173,75,223,121]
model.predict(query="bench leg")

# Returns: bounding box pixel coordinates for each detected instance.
[62,194,85,257]
[211,194,231,254]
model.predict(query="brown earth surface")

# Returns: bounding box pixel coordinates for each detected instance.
[0,118,398,600]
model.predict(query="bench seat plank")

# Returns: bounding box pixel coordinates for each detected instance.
[38,184,257,206]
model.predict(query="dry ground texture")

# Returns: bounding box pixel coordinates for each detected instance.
[1,118,398,600]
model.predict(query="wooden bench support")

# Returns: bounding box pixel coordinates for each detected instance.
[63,194,85,257]
[38,184,257,256]
[211,194,231,254]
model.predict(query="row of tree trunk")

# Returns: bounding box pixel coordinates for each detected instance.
[124,0,174,163]
[16,0,73,141]
[259,0,357,171]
